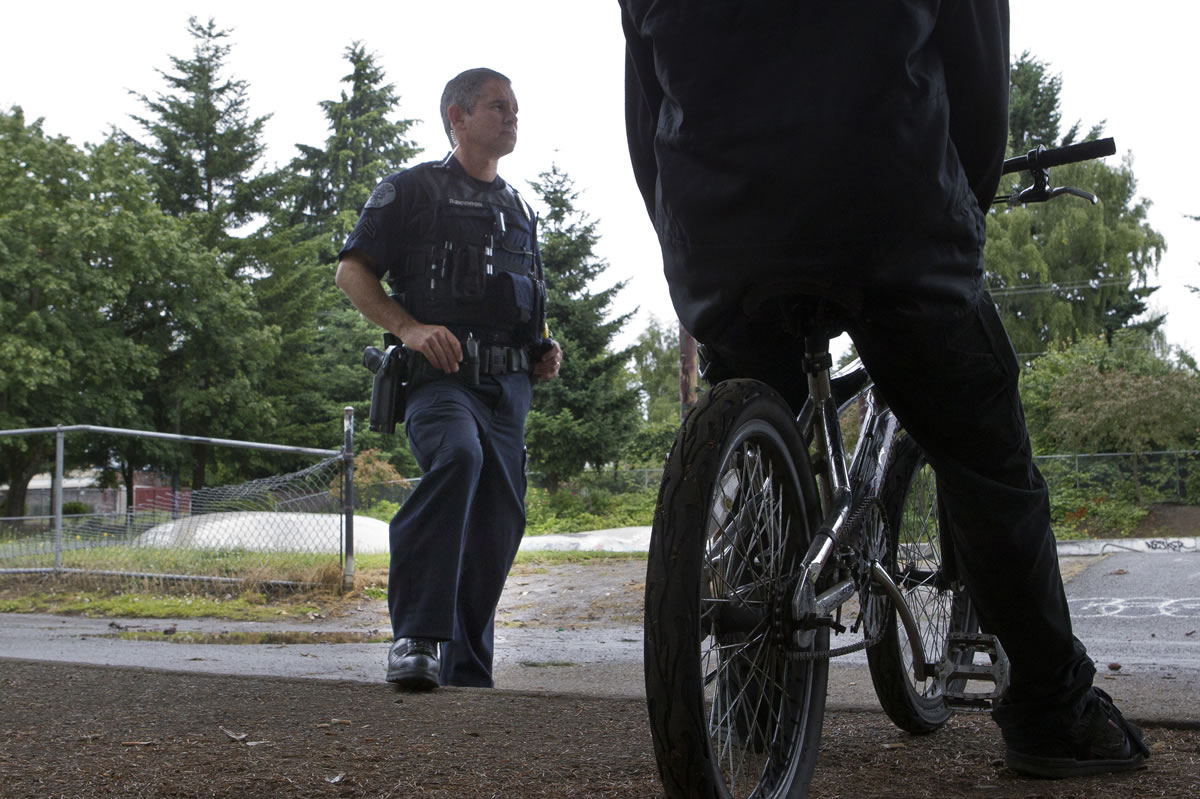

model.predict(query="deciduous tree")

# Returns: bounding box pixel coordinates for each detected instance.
[1021,330,1200,502]
[986,53,1165,358]
[0,108,258,509]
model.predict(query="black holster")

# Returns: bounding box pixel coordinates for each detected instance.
[363,337,407,434]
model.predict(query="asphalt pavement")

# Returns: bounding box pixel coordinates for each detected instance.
[1,527,1197,729]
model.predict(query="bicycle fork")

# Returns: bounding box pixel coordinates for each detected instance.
[788,339,928,679]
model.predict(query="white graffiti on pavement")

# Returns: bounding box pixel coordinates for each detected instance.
[1069,597,1200,618]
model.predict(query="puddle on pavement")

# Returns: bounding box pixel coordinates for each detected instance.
[104,630,390,645]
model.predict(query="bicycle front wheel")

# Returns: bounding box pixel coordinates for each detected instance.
[866,433,978,733]
[645,379,827,799]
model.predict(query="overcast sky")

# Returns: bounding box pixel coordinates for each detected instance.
[4,1,1197,357]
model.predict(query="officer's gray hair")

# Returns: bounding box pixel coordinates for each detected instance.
[440,67,512,146]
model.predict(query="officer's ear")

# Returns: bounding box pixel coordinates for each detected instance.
[447,103,469,139]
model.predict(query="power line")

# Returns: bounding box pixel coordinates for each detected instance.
[989,277,1144,298]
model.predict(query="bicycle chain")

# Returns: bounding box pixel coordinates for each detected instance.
[786,631,883,661]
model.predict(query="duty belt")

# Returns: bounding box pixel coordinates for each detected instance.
[406,343,531,389]
[477,345,530,375]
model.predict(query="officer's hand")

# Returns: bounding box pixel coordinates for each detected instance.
[532,339,562,382]
[401,323,462,373]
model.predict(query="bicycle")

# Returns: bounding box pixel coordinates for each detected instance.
[643,136,1118,798]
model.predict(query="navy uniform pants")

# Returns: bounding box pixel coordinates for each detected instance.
[388,372,532,687]
[707,290,1096,726]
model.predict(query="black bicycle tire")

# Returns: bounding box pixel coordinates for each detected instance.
[645,379,827,799]
[866,433,979,734]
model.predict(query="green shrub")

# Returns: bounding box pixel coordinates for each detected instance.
[363,500,400,523]
[623,421,677,467]
[61,501,91,516]
[364,473,657,536]
[524,484,655,536]
[1049,486,1147,539]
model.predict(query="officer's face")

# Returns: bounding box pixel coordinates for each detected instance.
[457,80,518,159]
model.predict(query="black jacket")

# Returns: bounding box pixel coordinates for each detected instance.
[620,0,1010,339]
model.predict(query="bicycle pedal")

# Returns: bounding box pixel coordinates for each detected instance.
[937,633,1010,711]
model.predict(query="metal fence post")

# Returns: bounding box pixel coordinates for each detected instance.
[1176,451,1183,502]
[53,428,64,572]
[342,406,356,593]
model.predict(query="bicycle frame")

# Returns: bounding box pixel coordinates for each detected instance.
[789,333,929,679]
[783,136,1119,685]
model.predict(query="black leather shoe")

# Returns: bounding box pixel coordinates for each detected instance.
[386,637,440,691]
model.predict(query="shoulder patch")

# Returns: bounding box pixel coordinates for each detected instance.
[364,181,396,209]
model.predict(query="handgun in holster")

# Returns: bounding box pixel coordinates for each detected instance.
[362,333,408,434]
[462,333,480,386]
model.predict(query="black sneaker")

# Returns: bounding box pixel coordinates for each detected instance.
[1003,688,1150,779]
[386,637,440,691]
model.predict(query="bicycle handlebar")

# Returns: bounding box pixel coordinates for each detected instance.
[1001,137,1116,175]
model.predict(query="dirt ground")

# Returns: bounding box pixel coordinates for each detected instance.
[2,656,1196,799]
[1131,503,1200,539]
[2,510,1199,798]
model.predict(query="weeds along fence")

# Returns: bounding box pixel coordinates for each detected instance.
[0,410,359,593]
[357,468,665,515]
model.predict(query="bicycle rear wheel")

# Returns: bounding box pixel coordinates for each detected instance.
[866,433,979,733]
[645,379,827,799]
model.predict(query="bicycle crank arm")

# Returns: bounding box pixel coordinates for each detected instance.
[790,487,853,627]
[870,560,928,682]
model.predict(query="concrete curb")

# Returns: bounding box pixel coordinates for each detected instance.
[1055,536,1198,556]
[520,526,1200,556]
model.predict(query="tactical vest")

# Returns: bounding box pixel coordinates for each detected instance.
[391,159,545,347]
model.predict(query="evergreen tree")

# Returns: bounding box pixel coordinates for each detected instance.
[127,16,272,257]
[256,44,422,469]
[525,165,640,489]
[985,54,1164,358]
[123,17,280,486]
[1007,51,1065,155]
[275,42,421,264]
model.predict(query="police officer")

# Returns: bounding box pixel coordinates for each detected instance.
[336,67,561,690]
[619,0,1147,781]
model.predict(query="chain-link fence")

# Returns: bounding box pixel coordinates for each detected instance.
[1035,450,1198,505]
[356,478,420,511]
[358,455,1193,525]
[0,414,357,593]
[357,468,665,515]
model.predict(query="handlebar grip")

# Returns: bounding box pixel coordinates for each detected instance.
[1001,137,1116,175]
